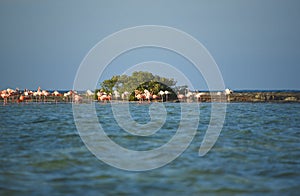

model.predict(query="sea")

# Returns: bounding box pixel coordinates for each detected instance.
[0,102,299,195]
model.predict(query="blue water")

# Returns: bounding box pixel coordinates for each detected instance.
[1,102,300,195]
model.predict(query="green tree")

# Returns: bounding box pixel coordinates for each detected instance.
[98,71,178,101]
[100,75,119,94]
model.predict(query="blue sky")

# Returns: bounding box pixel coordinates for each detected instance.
[0,0,299,91]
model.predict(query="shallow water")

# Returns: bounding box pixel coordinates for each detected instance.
[0,102,299,195]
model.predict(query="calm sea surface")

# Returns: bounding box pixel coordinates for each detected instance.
[0,102,299,195]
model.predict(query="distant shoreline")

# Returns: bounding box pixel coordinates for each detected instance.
[206,91,300,103]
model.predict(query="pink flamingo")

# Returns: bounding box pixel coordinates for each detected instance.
[41,90,49,102]
[22,89,31,103]
[99,93,111,103]
[74,94,82,103]
[225,88,233,102]
[195,92,205,102]
[33,87,43,102]
[225,88,233,95]
[159,90,165,102]
[7,88,17,102]
[97,91,103,102]
[152,94,159,101]
[64,91,70,102]
[177,93,185,102]
[86,90,94,102]
[144,89,151,103]
[121,91,129,101]
[135,90,146,103]
[63,90,74,102]
[164,90,170,102]
[52,90,60,96]
[52,90,61,103]
[1,90,9,104]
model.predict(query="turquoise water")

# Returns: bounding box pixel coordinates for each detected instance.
[1,102,300,195]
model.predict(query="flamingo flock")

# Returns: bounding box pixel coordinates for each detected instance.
[0,87,87,104]
[1,87,234,104]
[176,88,233,102]
[0,88,18,104]
[97,91,112,102]
[96,89,163,103]
[132,89,170,103]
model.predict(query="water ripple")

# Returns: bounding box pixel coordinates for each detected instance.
[0,103,300,194]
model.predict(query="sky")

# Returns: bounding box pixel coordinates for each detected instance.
[0,0,299,91]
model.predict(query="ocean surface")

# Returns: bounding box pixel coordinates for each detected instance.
[0,102,300,195]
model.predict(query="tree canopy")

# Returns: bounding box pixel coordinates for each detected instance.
[98,71,178,101]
